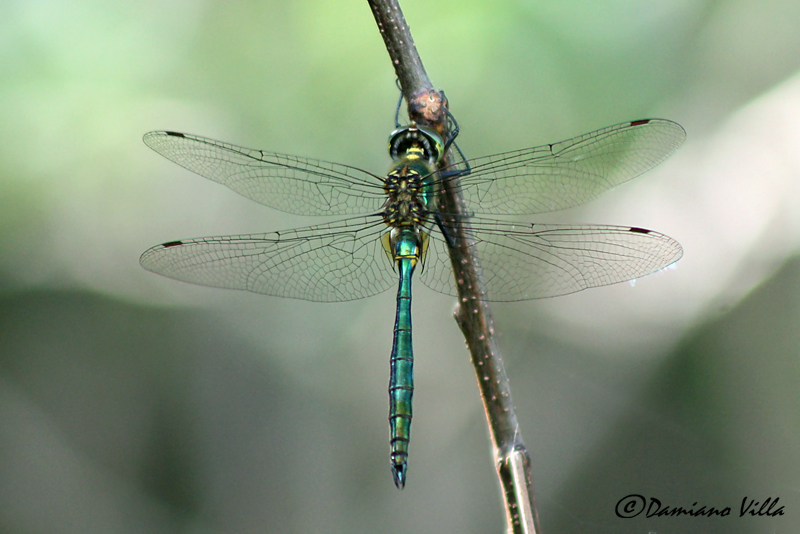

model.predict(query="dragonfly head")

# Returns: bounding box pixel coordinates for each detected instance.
[388,123,444,165]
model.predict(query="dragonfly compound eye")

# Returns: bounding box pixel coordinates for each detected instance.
[388,124,444,164]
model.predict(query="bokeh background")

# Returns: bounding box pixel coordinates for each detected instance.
[2,0,800,533]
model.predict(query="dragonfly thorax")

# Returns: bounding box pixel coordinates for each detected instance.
[382,155,435,228]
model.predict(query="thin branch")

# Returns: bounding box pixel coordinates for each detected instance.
[367,1,540,532]
[367,0,431,96]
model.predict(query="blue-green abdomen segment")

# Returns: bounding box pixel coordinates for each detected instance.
[388,232,420,489]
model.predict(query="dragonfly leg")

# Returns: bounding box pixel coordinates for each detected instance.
[435,212,458,249]
[442,102,460,151]
[394,78,404,128]
[440,105,471,177]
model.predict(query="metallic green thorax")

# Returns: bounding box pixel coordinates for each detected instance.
[382,125,441,489]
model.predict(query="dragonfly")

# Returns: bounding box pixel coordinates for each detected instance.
[140,116,685,488]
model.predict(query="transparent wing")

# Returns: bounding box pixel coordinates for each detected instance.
[441,119,685,215]
[143,131,387,216]
[140,216,397,302]
[419,218,683,301]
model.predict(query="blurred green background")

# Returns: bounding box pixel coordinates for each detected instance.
[2,0,800,533]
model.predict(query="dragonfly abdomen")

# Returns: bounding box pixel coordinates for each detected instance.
[389,261,413,489]
[387,228,424,489]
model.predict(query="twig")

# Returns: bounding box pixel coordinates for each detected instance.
[367,1,540,532]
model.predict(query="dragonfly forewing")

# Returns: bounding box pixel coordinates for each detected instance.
[444,119,685,216]
[143,131,387,216]
[140,216,398,302]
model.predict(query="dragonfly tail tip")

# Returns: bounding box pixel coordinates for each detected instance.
[392,464,406,489]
